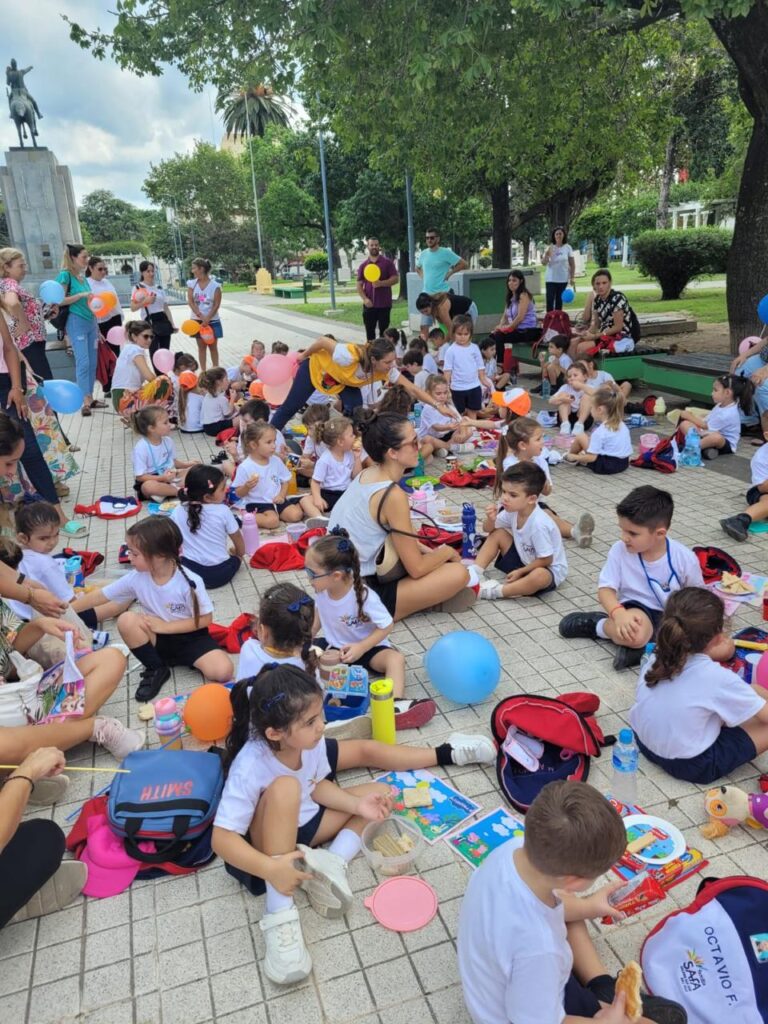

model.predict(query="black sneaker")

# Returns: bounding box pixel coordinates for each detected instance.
[559,611,605,639]
[720,514,750,542]
[613,645,644,671]
[211,451,229,465]
[135,666,171,702]
[588,975,687,1023]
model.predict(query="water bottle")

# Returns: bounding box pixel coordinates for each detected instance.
[64,555,84,588]
[680,427,702,467]
[413,403,423,429]
[415,453,425,477]
[241,512,261,556]
[640,643,655,672]
[370,678,396,744]
[541,379,551,399]
[461,502,477,558]
[611,728,639,806]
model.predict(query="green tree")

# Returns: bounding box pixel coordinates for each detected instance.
[78,189,145,243]
[216,84,292,140]
[143,141,249,222]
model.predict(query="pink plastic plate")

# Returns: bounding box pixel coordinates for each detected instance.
[364,876,438,932]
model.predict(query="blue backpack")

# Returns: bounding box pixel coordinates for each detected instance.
[641,875,768,1022]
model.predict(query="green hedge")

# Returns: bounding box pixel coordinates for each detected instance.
[632,228,731,299]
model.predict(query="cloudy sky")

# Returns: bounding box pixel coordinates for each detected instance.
[3,0,221,207]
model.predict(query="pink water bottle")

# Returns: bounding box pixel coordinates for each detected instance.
[242,511,260,556]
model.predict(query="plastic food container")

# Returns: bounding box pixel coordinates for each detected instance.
[286,523,307,543]
[361,817,423,876]
[639,433,660,454]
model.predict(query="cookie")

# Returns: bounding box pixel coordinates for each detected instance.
[615,961,642,1023]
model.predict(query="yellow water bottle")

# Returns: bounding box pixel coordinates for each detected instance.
[370,678,396,744]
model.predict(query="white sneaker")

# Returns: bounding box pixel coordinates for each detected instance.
[571,422,585,436]
[91,630,109,651]
[559,421,571,436]
[324,714,372,741]
[297,844,353,918]
[466,564,484,588]
[435,447,449,458]
[571,512,595,549]
[479,580,504,600]
[11,860,87,923]
[448,732,497,766]
[305,516,330,530]
[28,774,70,806]
[91,717,145,760]
[259,906,312,985]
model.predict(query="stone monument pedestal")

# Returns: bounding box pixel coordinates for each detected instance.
[0,148,81,276]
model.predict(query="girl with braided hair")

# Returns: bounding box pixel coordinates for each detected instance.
[238,582,320,681]
[73,517,233,701]
[171,465,244,588]
[629,587,768,784]
[305,528,436,730]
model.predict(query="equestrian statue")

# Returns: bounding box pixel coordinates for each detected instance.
[7,58,43,149]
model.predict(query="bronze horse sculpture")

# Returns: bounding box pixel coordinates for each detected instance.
[9,92,38,148]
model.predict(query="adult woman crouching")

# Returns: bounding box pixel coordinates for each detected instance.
[328,411,476,620]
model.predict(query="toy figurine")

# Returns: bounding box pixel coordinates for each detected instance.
[701,784,768,839]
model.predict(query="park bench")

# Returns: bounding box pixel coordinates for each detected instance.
[640,351,732,402]
[273,280,316,300]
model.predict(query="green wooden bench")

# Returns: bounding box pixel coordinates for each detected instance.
[511,341,646,383]
[640,352,730,402]
[274,286,306,298]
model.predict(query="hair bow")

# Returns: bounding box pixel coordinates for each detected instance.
[287,595,313,613]
[336,538,351,552]
[261,690,286,711]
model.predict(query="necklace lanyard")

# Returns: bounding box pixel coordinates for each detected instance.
[145,438,171,475]
[639,539,681,602]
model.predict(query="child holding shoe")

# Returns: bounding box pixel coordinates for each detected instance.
[559,485,733,671]
[458,780,686,1024]
[475,462,568,601]
[630,587,768,784]
[565,387,632,475]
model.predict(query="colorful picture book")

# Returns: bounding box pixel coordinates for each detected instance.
[375,769,480,844]
[446,806,525,868]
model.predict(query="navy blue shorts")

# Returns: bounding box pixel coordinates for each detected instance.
[224,738,339,895]
[246,497,302,516]
[623,600,663,635]
[563,974,604,1017]
[452,386,482,413]
[589,455,629,475]
[637,726,756,785]
[495,543,557,594]
[314,636,392,672]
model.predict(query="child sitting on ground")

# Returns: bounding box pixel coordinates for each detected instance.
[407,336,439,375]
[401,349,429,389]
[271,341,289,355]
[239,339,265,383]
[677,373,752,459]
[171,465,244,589]
[458,780,686,1024]
[178,373,204,433]
[428,326,448,369]
[720,438,768,541]
[418,374,485,461]
[132,406,197,500]
[496,416,594,546]
[566,387,632,474]
[310,417,362,513]
[199,367,237,436]
[630,587,768,784]
[582,354,631,400]
[475,462,568,601]
[539,334,572,389]
[383,327,408,362]
[559,484,733,671]
[233,421,322,529]
[549,362,594,436]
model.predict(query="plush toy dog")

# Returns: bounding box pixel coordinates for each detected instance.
[701,784,768,839]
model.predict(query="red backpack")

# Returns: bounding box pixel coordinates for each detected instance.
[532,309,572,356]
[630,433,679,474]
[439,467,496,488]
[490,692,613,812]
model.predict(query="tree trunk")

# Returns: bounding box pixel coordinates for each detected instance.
[656,131,678,229]
[490,182,511,268]
[398,248,409,301]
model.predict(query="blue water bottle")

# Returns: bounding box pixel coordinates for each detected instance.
[541,379,551,399]
[413,403,423,429]
[680,427,702,467]
[461,502,477,559]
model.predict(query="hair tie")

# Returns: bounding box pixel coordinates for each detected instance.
[337,538,351,552]
[500,424,509,437]
[261,690,286,711]
[329,525,345,537]
[287,595,313,613]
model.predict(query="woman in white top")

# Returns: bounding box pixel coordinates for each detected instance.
[187,257,222,371]
[85,256,123,396]
[677,374,753,459]
[541,226,575,312]
[172,465,244,588]
[110,321,173,419]
[130,260,177,360]
[328,410,475,620]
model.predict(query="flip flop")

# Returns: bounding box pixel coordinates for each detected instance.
[89,400,108,409]
[60,521,88,537]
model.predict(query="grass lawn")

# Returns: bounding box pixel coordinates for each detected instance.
[270,298,410,327]
[581,262,724,287]
[629,289,726,324]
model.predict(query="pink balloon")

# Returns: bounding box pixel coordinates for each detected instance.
[740,336,763,355]
[263,379,293,406]
[756,652,768,689]
[257,354,293,386]
[152,348,174,374]
[106,325,125,346]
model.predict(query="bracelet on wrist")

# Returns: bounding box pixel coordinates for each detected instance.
[4,774,35,793]
[609,605,625,618]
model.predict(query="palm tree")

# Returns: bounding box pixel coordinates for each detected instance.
[216,84,292,141]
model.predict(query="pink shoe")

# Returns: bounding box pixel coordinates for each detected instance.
[91,717,145,760]
[394,698,437,730]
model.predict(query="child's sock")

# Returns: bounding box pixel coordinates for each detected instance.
[595,618,609,640]
[265,881,294,915]
[327,828,362,862]
[130,642,164,670]
[435,742,454,767]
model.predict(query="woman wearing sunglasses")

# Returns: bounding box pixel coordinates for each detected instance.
[328,410,476,621]
[110,321,173,420]
[86,257,124,397]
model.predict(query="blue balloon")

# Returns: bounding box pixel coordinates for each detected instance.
[424,631,501,704]
[38,280,65,305]
[758,294,768,326]
[42,379,83,415]
[561,287,575,304]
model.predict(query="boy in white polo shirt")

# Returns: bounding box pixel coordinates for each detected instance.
[559,485,733,671]
[458,781,685,1024]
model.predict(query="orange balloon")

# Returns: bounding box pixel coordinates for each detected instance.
[243,355,254,367]
[182,683,233,742]
[133,287,152,306]
[87,290,116,315]
[249,380,264,398]
[181,319,201,336]
[199,325,216,345]
[178,371,198,389]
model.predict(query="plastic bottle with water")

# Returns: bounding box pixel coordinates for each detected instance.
[640,642,655,673]
[610,728,639,806]
[241,512,260,557]
[462,502,477,558]
[541,378,551,399]
[680,427,702,467]
[413,403,423,429]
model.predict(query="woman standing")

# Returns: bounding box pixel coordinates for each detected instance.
[0,247,54,380]
[541,227,575,311]
[414,292,479,341]
[488,270,540,365]
[187,259,222,371]
[86,257,123,398]
[56,245,105,417]
[130,260,176,360]
[573,269,638,357]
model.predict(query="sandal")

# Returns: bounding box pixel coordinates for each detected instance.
[61,521,88,537]
[89,400,107,409]
[81,406,92,417]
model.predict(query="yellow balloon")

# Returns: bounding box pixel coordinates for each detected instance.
[181,319,201,336]
[363,263,381,283]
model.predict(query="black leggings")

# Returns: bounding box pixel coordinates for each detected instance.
[0,370,61,508]
[490,327,541,365]
[181,554,242,589]
[23,341,53,381]
[545,281,567,311]
[0,819,65,928]
[203,419,234,437]
[271,359,363,431]
[362,306,391,340]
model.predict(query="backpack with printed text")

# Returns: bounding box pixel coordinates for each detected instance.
[490,692,614,813]
[641,875,768,1022]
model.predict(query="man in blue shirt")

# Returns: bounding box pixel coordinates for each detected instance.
[415,227,467,337]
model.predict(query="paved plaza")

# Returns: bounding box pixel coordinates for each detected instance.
[1,297,766,1024]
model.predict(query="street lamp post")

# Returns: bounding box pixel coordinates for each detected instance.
[317,125,336,309]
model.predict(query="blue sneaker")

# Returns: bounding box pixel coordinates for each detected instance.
[91,630,109,651]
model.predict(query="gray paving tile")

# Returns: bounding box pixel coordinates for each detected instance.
[210,963,263,1016]
[159,977,213,1024]
[28,973,81,1023]
[82,961,134,1011]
